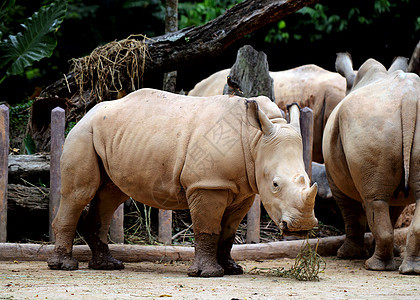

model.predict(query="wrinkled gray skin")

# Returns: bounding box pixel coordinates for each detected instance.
[311,162,332,199]
[323,53,420,274]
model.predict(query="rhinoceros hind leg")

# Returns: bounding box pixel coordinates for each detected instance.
[365,254,398,271]
[188,233,224,277]
[337,238,368,259]
[47,247,79,270]
[399,258,420,274]
[328,179,368,258]
[399,197,420,275]
[81,181,128,270]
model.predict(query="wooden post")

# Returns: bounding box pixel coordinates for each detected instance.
[246,194,260,244]
[110,203,124,244]
[300,107,314,179]
[0,105,9,242]
[158,0,178,246]
[49,107,65,242]
[158,209,172,245]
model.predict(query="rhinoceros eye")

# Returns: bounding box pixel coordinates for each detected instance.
[272,179,281,193]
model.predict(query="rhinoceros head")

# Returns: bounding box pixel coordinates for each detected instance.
[247,100,318,232]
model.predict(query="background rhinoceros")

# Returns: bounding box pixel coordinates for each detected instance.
[188,65,346,162]
[323,53,420,274]
[48,88,318,277]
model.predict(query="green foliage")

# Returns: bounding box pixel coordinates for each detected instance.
[9,99,34,131]
[0,0,67,84]
[65,121,76,137]
[261,0,419,43]
[24,134,36,155]
[9,99,34,153]
[179,0,241,28]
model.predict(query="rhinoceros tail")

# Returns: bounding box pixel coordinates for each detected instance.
[401,92,418,197]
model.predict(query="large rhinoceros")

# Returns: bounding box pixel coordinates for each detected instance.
[323,53,419,274]
[48,88,318,277]
[188,66,346,162]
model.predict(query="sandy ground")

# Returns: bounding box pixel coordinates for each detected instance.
[0,257,419,299]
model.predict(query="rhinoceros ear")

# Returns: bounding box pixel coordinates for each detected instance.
[388,56,408,73]
[246,100,274,135]
[335,52,356,94]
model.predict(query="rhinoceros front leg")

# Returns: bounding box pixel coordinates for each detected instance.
[81,181,128,270]
[400,197,420,274]
[187,189,229,277]
[364,198,398,271]
[217,196,255,275]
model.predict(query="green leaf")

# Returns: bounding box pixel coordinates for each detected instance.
[24,134,36,155]
[0,0,67,77]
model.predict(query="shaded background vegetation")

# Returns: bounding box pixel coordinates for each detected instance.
[1,0,419,107]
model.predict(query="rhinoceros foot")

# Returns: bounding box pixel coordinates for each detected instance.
[337,238,368,259]
[399,258,420,275]
[365,255,398,271]
[221,259,243,275]
[88,254,125,270]
[187,259,224,277]
[48,248,79,271]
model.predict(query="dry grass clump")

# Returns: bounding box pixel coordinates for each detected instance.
[249,238,326,281]
[70,34,150,102]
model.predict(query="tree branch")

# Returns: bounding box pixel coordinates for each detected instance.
[145,0,318,73]
[41,0,318,99]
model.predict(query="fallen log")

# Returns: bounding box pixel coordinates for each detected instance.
[0,228,408,262]
[8,184,49,212]
[8,154,50,183]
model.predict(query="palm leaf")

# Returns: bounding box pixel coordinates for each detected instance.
[0,0,67,77]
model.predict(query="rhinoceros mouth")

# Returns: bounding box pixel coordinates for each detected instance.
[282,227,319,238]
[281,221,318,237]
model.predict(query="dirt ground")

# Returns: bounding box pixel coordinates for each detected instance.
[0,257,418,299]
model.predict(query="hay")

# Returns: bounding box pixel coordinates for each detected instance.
[70,34,150,102]
[249,238,326,281]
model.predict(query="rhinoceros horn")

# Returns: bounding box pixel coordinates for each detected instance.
[336,52,356,94]
[304,183,318,206]
[388,56,408,73]
[288,103,300,132]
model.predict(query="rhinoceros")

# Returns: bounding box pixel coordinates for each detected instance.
[323,53,419,274]
[48,88,318,277]
[188,66,346,162]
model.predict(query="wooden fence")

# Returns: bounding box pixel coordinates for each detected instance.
[0,104,313,244]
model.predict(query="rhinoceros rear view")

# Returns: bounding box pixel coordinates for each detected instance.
[323,53,420,275]
[48,88,318,277]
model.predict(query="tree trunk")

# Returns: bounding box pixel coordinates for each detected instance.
[162,0,178,93]
[223,45,274,100]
